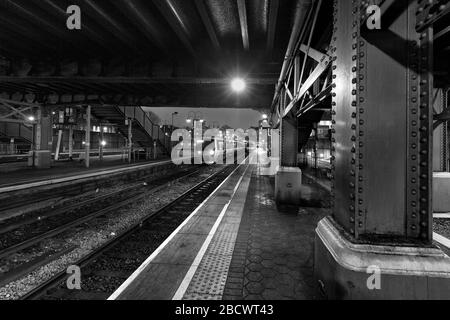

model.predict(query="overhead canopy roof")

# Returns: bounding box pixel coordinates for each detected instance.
[0,0,315,110]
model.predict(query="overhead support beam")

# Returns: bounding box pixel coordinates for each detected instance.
[153,0,197,58]
[112,0,171,55]
[434,108,450,130]
[0,35,42,58]
[0,98,41,108]
[300,44,326,63]
[3,0,67,39]
[35,0,111,52]
[194,0,220,50]
[237,0,250,50]
[283,54,331,117]
[82,0,144,53]
[296,84,331,117]
[270,0,313,117]
[0,11,58,53]
[266,0,280,57]
[0,77,278,85]
[3,0,98,55]
[435,25,450,41]
[415,0,450,31]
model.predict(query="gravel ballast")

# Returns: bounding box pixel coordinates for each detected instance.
[0,165,224,300]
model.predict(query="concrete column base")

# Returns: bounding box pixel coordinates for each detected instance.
[259,157,279,176]
[275,166,302,205]
[314,217,450,300]
[28,150,52,169]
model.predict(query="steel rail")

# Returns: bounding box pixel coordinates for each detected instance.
[0,168,201,260]
[20,164,236,300]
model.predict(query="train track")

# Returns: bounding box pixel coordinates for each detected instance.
[0,167,200,260]
[0,167,204,288]
[21,164,237,300]
[0,161,173,212]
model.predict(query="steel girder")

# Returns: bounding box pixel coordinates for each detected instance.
[280,116,299,167]
[416,0,450,32]
[331,0,433,243]
[0,98,39,124]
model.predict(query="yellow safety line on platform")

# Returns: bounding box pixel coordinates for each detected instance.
[172,162,251,300]
[108,160,247,300]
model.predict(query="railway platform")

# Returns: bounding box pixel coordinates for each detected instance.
[109,163,330,300]
[0,158,170,191]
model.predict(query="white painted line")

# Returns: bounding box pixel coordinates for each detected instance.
[108,162,246,300]
[434,213,450,219]
[172,163,251,300]
[0,160,173,193]
[434,232,450,249]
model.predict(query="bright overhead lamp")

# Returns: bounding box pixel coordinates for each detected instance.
[231,78,246,93]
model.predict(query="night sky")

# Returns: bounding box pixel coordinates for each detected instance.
[143,107,265,130]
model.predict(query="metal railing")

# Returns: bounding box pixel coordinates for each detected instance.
[118,107,168,149]
[0,122,32,142]
[0,143,31,155]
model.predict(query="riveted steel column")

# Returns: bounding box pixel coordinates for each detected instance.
[280,116,298,167]
[330,0,360,236]
[315,0,450,300]
[330,0,433,242]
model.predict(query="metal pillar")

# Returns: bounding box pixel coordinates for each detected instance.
[9,138,14,155]
[85,105,91,168]
[294,55,301,96]
[99,126,104,161]
[30,106,52,168]
[275,112,302,204]
[55,130,63,161]
[314,0,450,300]
[128,118,132,163]
[69,126,74,160]
[280,116,297,167]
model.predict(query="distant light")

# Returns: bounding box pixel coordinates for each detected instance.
[231,78,246,93]
[52,111,56,115]
[197,140,204,144]
[307,152,312,156]
[199,119,204,123]
[319,121,332,127]
[103,127,108,133]
[101,140,107,146]
[262,114,268,120]
[82,141,86,145]
[186,119,192,123]
[27,116,35,121]
[320,154,324,158]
